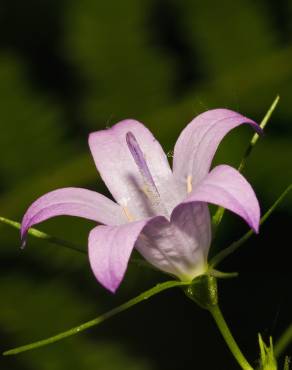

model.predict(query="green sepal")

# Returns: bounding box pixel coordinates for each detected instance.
[184,274,218,310]
[258,334,277,370]
[209,269,238,279]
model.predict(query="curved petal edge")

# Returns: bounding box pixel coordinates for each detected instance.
[88,217,164,293]
[173,109,262,194]
[173,165,260,233]
[21,187,125,247]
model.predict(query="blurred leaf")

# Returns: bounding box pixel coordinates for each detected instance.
[0,54,75,191]
[0,276,153,370]
[183,0,276,75]
[62,0,176,124]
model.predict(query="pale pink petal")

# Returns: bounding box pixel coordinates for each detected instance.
[21,187,125,245]
[173,165,260,232]
[88,218,162,292]
[89,120,181,220]
[136,203,211,281]
[173,109,261,194]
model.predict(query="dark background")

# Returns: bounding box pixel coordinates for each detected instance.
[0,0,291,369]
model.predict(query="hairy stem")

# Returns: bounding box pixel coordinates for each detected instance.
[3,280,188,356]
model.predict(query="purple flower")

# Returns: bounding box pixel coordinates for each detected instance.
[21,109,261,293]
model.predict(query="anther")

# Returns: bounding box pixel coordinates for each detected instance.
[187,175,193,193]
[122,206,134,222]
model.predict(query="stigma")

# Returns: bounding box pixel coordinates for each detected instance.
[126,131,160,206]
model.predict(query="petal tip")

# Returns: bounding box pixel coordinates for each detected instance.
[20,239,27,249]
[252,220,260,234]
[247,211,260,234]
[253,123,264,136]
[20,223,28,249]
[106,281,120,294]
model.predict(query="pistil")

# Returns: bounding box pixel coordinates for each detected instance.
[126,132,161,206]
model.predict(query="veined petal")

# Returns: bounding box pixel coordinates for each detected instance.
[21,187,125,245]
[88,218,162,293]
[174,165,260,232]
[173,109,261,194]
[89,120,180,219]
[136,204,211,281]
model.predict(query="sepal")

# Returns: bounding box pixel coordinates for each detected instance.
[258,334,277,370]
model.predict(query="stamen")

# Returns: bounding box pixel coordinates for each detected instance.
[122,206,134,222]
[187,175,193,193]
[126,131,160,205]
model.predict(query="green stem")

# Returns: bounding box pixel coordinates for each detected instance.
[209,305,253,370]
[0,216,85,254]
[274,323,292,358]
[0,216,155,271]
[3,280,188,356]
[237,95,280,173]
[210,184,292,268]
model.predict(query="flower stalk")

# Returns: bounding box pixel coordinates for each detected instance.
[185,274,253,370]
[209,305,253,370]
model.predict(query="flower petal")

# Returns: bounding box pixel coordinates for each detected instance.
[21,187,125,245]
[136,204,211,281]
[173,109,261,194]
[88,218,160,292]
[89,120,180,219]
[173,165,260,232]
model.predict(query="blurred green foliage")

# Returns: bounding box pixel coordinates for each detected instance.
[0,1,291,369]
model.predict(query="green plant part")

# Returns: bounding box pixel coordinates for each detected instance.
[258,334,277,370]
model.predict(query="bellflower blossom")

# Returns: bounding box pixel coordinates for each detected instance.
[21,109,261,293]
